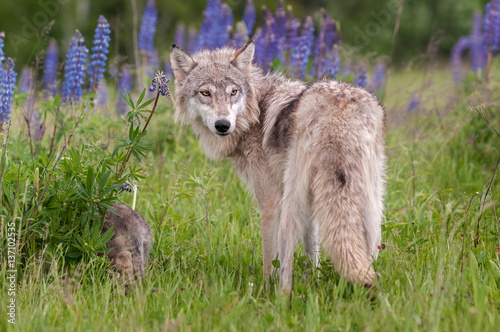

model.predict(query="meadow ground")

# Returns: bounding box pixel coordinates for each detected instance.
[1,65,500,331]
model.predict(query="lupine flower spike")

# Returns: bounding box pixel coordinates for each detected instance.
[0,58,18,126]
[138,0,158,55]
[43,38,59,96]
[88,15,111,93]
[243,0,256,36]
[483,0,500,81]
[354,66,367,88]
[370,60,386,93]
[117,66,132,115]
[149,71,173,103]
[483,0,500,52]
[174,22,186,48]
[274,0,287,63]
[62,30,88,104]
[0,32,5,64]
[291,16,315,79]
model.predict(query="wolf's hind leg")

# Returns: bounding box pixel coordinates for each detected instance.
[363,156,385,260]
[302,219,320,268]
[278,152,311,292]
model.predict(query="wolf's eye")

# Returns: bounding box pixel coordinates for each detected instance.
[231,89,238,96]
[200,90,211,97]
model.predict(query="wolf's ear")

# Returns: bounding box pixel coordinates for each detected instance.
[231,39,254,73]
[170,44,197,80]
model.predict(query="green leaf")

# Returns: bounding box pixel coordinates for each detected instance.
[98,169,112,192]
[126,90,134,109]
[86,166,94,194]
[120,92,134,109]
[137,88,146,106]
[138,97,155,110]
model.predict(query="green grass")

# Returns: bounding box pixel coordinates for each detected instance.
[1,67,500,331]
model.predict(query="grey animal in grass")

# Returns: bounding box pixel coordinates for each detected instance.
[103,204,152,282]
[170,40,386,291]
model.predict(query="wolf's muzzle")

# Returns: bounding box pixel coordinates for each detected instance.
[215,119,231,135]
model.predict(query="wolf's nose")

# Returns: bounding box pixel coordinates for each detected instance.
[215,120,231,133]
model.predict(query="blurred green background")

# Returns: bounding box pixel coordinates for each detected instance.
[0,0,490,68]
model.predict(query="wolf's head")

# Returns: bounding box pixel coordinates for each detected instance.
[170,40,258,139]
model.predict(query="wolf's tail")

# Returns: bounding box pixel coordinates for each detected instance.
[311,146,376,286]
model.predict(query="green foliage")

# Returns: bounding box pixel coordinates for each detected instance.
[0,88,163,265]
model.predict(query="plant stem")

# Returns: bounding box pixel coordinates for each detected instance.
[117,90,160,180]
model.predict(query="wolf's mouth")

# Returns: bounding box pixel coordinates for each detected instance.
[216,133,230,137]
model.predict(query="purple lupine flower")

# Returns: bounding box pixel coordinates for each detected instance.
[311,12,339,79]
[254,6,277,69]
[341,59,352,79]
[253,27,263,63]
[174,22,185,48]
[19,67,34,110]
[274,0,287,63]
[407,93,419,111]
[138,0,158,55]
[62,30,88,105]
[285,8,300,67]
[164,58,173,79]
[370,60,386,92]
[450,36,470,82]
[147,48,159,78]
[483,0,500,52]
[43,38,59,96]
[188,27,197,53]
[88,15,111,93]
[117,66,132,115]
[0,32,5,64]
[149,71,173,102]
[243,0,256,36]
[96,80,108,106]
[470,12,487,74]
[354,66,367,88]
[0,58,18,124]
[19,67,32,95]
[196,0,223,50]
[230,21,248,49]
[220,3,234,46]
[31,110,44,141]
[322,44,341,79]
[291,16,315,79]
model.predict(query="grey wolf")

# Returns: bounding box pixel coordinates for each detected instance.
[170,40,386,290]
[103,204,152,282]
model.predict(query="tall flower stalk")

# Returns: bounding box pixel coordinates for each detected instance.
[243,0,256,36]
[117,66,132,115]
[138,0,158,55]
[291,16,314,78]
[138,0,158,84]
[0,32,5,64]
[483,0,500,81]
[88,15,111,93]
[62,30,88,105]
[43,38,59,96]
[0,58,17,127]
